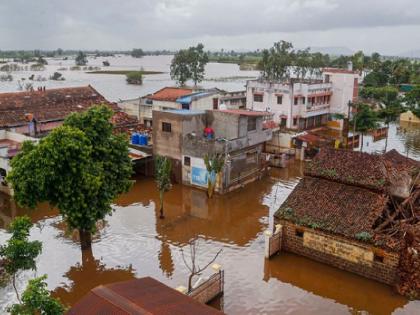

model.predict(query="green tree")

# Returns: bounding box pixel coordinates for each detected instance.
[379,101,404,151]
[259,40,294,81]
[155,155,172,219]
[188,43,208,86]
[7,106,133,250]
[293,48,311,79]
[351,103,380,152]
[8,275,65,315]
[360,86,399,103]
[204,153,225,199]
[170,49,191,86]
[404,85,420,118]
[0,216,42,302]
[75,51,87,66]
[131,48,144,58]
[170,44,208,86]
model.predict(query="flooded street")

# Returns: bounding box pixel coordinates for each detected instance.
[1,152,419,314]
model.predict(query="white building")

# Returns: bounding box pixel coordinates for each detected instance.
[0,131,38,195]
[246,67,359,130]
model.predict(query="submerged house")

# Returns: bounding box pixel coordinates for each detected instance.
[153,109,274,193]
[273,149,419,287]
[0,86,117,136]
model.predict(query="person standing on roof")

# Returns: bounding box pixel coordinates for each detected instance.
[204,126,214,139]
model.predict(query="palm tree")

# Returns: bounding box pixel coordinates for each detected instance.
[204,153,225,198]
[155,156,172,219]
[351,103,380,152]
[378,100,404,152]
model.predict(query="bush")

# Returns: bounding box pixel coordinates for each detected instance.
[126,71,143,85]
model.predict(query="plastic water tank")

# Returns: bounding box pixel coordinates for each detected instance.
[139,134,148,146]
[131,133,140,145]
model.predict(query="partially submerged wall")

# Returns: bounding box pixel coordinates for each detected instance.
[276,220,399,285]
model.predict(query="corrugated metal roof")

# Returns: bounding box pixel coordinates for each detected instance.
[68,277,224,315]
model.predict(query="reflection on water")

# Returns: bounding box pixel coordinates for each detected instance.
[1,148,420,314]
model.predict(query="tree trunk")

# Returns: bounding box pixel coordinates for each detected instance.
[360,134,364,152]
[159,191,165,219]
[79,229,92,250]
[384,123,389,152]
[12,274,21,303]
[188,273,194,292]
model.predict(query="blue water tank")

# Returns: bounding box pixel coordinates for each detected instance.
[131,133,140,145]
[138,134,148,146]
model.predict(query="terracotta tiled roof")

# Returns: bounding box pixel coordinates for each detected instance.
[383,149,420,171]
[147,87,193,102]
[305,149,389,191]
[68,277,223,315]
[0,86,116,128]
[275,176,388,239]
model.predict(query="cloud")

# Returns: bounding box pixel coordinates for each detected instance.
[0,0,420,54]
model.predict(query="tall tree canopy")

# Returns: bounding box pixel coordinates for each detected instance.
[131,48,144,58]
[75,51,87,66]
[8,106,133,250]
[170,43,208,86]
[351,103,380,152]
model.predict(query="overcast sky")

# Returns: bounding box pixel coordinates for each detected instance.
[1,0,420,55]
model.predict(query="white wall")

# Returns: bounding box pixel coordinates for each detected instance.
[324,72,358,116]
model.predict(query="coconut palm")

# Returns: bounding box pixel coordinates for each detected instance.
[351,103,380,152]
[204,153,225,198]
[378,100,404,152]
[155,155,172,219]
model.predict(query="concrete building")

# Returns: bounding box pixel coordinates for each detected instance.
[246,68,359,130]
[0,130,38,195]
[219,91,246,109]
[152,109,273,193]
[123,87,224,127]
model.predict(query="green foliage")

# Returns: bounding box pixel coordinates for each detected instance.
[350,103,380,134]
[259,40,294,81]
[0,216,42,277]
[203,153,225,174]
[7,106,133,246]
[363,71,389,87]
[360,86,399,103]
[75,51,87,66]
[155,156,172,217]
[131,48,144,58]
[404,85,420,118]
[355,231,372,242]
[126,71,143,85]
[155,156,172,194]
[170,43,208,86]
[8,275,65,315]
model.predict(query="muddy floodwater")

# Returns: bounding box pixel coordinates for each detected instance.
[0,124,420,314]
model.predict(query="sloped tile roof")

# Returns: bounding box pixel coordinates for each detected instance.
[275,176,388,239]
[0,86,116,128]
[147,87,193,102]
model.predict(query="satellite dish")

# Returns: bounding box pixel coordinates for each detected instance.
[266,106,271,112]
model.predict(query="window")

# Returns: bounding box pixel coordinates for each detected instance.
[162,122,171,132]
[302,97,306,104]
[295,229,304,238]
[374,253,384,263]
[294,97,298,105]
[253,94,263,102]
[325,74,330,83]
[277,95,283,104]
[280,118,287,127]
[184,156,191,166]
[293,118,297,126]
[247,117,257,131]
[0,168,7,186]
[182,103,190,110]
[213,98,219,110]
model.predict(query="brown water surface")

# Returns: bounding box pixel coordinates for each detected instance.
[1,135,420,314]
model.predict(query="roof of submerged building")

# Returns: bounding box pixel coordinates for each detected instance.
[0,86,115,128]
[68,277,223,315]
